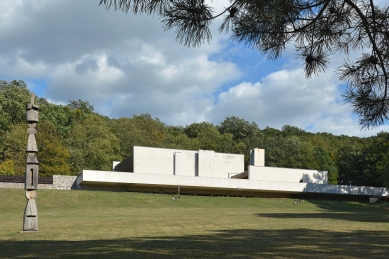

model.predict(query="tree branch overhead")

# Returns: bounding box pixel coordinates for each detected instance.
[99,0,389,128]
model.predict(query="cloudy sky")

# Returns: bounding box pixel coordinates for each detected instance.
[1,0,388,137]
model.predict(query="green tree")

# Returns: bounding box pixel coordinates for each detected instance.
[66,114,120,173]
[100,0,389,127]
[67,99,95,115]
[355,132,389,186]
[262,127,282,138]
[218,116,263,168]
[378,151,389,188]
[0,159,15,175]
[333,133,389,187]
[110,117,141,158]
[312,146,338,184]
[219,116,260,142]
[39,102,83,138]
[163,126,200,151]
[111,114,168,159]
[184,122,215,139]
[0,114,11,161]
[281,125,310,138]
[36,121,71,176]
[263,136,304,169]
[3,123,26,175]
[0,80,31,125]
[336,141,365,184]
[197,126,235,153]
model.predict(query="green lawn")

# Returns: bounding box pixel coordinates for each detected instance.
[1,188,389,258]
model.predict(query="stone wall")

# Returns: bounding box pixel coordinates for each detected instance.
[0,175,78,190]
[53,175,78,190]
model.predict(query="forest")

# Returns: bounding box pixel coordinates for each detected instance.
[1,79,389,188]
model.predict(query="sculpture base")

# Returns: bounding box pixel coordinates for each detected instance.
[23,199,38,231]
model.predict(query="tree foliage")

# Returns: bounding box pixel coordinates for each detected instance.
[0,80,31,125]
[36,121,72,177]
[3,123,26,175]
[312,146,338,184]
[65,114,121,173]
[0,159,15,176]
[99,0,389,128]
[67,99,95,115]
[39,101,84,138]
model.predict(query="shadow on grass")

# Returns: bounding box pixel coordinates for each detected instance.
[307,199,389,212]
[257,212,389,222]
[2,229,389,258]
[258,199,389,222]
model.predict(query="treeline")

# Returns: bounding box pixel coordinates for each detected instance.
[1,79,389,187]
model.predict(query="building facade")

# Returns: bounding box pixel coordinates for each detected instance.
[77,146,389,201]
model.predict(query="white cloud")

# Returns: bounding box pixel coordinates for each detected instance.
[0,0,387,138]
[0,53,48,78]
[205,68,380,137]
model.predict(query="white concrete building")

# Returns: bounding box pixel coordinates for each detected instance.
[113,146,244,179]
[77,146,389,201]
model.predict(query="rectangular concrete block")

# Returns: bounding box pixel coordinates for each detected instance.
[198,150,215,177]
[175,151,198,176]
[250,148,265,167]
[133,146,197,176]
[214,153,244,178]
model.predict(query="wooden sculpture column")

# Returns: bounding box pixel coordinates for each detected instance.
[23,94,39,231]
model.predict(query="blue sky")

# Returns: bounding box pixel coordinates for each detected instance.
[1,0,388,137]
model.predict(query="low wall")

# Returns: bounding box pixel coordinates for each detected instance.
[53,175,78,190]
[248,166,328,184]
[0,175,78,190]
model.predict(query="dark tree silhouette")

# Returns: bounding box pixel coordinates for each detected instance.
[99,0,389,128]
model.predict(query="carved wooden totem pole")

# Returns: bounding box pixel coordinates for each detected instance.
[23,94,39,231]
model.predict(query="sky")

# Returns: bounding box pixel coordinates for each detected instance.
[1,0,389,137]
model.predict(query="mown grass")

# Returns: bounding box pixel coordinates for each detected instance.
[1,188,389,258]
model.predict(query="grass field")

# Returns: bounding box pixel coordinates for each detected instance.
[1,188,389,258]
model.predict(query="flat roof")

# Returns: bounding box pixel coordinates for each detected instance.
[78,170,389,198]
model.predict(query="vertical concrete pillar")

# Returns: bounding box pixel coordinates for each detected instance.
[250,148,265,167]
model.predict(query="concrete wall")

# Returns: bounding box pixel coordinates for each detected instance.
[197,150,244,178]
[214,152,244,178]
[248,166,328,184]
[197,150,215,177]
[133,146,198,176]
[174,151,198,176]
[132,146,243,178]
[250,148,265,166]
